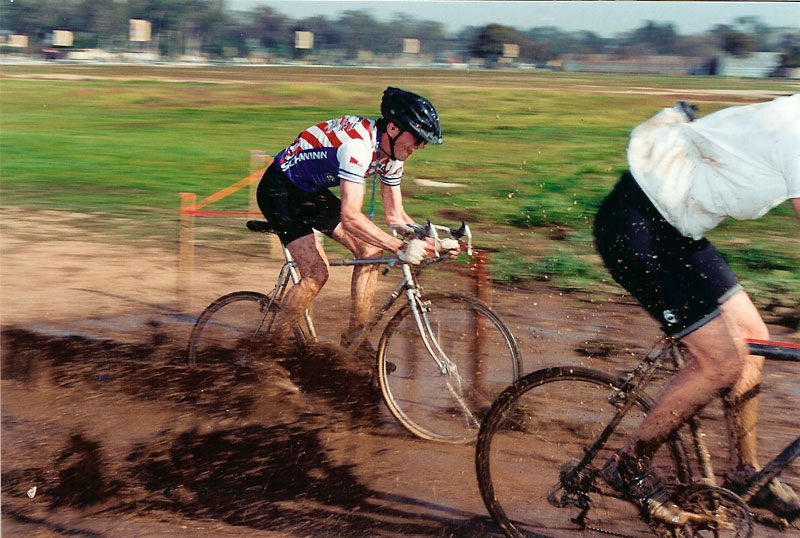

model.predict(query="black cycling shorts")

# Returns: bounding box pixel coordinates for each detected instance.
[256,162,342,245]
[593,171,741,338]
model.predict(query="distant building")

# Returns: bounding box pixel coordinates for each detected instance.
[558,54,705,75]
[556,52,791,79]
[709,52,784,78]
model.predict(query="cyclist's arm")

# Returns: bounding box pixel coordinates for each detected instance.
[381,183,438,256]
[339,179,404,253]
[792,198,800,222]
[380,183,414,226]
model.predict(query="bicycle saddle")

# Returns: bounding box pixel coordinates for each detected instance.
[246,220,277,234]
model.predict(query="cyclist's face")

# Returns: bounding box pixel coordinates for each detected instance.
[383,122,425,161]
[395,130,426,160]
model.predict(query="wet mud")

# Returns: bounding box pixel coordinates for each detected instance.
[2,208,798,537]
[2,325,473,537]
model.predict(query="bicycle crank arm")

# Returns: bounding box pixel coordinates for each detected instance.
[748,509,790,530]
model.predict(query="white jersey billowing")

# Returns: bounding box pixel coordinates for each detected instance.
[627,94,800,239]
[275,115,404,193]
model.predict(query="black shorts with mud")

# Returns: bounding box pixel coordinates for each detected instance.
[593,171,741,338]
[256,162,342,245]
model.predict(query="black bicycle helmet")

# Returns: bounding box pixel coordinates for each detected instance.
[380,87,443,145]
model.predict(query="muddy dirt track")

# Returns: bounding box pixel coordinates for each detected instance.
[2,208,799,537]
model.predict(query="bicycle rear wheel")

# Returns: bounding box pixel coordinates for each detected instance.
[476,367,691,538]
[187,291,306,367]
[377,293,522,443]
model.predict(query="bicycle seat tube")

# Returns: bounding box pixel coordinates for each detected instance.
[276,242,318,340]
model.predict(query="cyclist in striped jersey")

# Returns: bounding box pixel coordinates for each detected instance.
[257,87,446,349]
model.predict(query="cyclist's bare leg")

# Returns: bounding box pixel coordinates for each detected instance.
[604,311,752,524]
[718,290,768,469]
[717,291,800,521]
[272,233,330,339]
[331,224,382,339]
[623,311,750,463]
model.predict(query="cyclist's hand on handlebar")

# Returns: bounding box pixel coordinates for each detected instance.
[398,239,428,264]
[437,238,461,259]
[423,236,438,255]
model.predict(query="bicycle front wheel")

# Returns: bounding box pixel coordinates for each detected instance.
[476,367,690,538]
[187,291,305,367]
[377,293,522,443]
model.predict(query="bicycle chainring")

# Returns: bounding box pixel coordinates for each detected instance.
[675,484,753,537]
[576,483,754,538]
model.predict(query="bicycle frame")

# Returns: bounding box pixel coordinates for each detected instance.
[262,240,454,366]
[257,238,484,427]
[562,336,800,522]
[566,337,693,487]
[737,338,800,507]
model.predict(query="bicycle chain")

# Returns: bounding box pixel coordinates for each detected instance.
[582,523,642,538]
[582,517,681,538]
[583,522,682,538]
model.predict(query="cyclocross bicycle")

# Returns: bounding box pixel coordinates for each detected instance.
[475,335,800,537]
[187,219,522,443]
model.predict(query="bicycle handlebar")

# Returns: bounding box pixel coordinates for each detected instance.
[390,220,473,256]
[246,218,475,275]
[746,339,800,362]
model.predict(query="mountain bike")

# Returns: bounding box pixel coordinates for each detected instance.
[187,219,522,443]
[475,335,800,537]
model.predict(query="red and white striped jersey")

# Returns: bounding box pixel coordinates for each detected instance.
[275,115,404,193]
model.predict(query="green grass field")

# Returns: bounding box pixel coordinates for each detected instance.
[2,64,798,310]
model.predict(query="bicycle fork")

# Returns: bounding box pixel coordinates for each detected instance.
[404,275,481,430]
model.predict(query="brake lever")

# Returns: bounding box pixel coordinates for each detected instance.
[382,257,401,276]
[463,221,473,255]
[427,220,441,258]
[449,220,472,256]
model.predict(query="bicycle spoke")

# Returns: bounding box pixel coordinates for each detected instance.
[476,368,689,537]
[378,293,520,443]
[187,291,306,367]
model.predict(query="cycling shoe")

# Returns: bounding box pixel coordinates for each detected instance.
[723,464,800,522]
[340,332,377,359]
[602,451,693,526]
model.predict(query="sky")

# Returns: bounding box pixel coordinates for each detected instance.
[226,1,800,37]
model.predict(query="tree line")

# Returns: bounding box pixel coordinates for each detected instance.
[2,0,799,66]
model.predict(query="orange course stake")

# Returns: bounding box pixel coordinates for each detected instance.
[473,249,491,307]
[471,249,492,380]
[178,192,197,310]
[176,153,284,306]
[191,167,268,212]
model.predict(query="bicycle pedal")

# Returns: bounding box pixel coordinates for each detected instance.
[749,508,789,529]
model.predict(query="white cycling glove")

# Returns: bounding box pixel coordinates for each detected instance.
[398,238,427,264]
[438,238,460,252]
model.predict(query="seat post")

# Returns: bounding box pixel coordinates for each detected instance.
[282,243,294,263]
